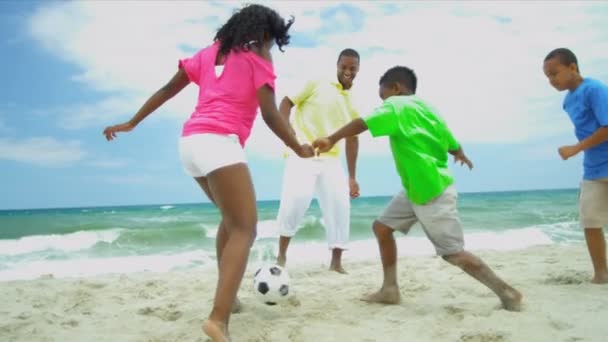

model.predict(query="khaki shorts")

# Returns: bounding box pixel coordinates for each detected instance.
[377,185,464,256]
[579,178,608,228]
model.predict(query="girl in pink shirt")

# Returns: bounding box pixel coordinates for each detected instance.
[103,4,313,341]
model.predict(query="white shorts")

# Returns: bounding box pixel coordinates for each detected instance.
[178,133,246,177]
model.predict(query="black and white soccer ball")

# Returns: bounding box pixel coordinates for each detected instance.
[253,264,290,305]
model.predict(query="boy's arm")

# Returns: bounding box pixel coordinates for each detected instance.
[313,119,368,154]
[444,124,473,170]
[559,127,608,160]
[559,84,608,160]
[449,146,474,170]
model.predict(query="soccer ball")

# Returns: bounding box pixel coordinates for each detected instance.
[253,264,290,305]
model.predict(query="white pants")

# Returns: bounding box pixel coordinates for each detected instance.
[276,156,350,250]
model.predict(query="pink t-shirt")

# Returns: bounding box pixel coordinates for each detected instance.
[179,42,276,146]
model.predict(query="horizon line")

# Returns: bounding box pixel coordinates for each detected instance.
[0,186,578,212]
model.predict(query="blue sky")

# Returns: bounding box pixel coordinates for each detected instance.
[1,1,607,210]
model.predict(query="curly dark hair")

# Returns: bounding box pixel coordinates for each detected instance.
[214,4,294,55]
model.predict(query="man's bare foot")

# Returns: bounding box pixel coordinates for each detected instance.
[360,285,401,304]
[202,320,229,342]
[276,255,286,267]
[231,297,242,314]
[591,272,608,284]
[329,264,347,274]
[499,288,523,312]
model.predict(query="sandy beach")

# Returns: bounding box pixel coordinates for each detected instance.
[1,243,607,342]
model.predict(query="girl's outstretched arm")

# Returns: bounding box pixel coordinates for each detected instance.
[103,69,190,141]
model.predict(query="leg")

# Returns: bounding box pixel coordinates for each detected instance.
[579,179,608,283]
[360,220,401,304]
[201,163,258,341]
[316,158,350,273]
[275,157,317,267]
[194,177,241,313]
[329,249,345,273]
[415,186,521,311]
[443,251,522,311]
[584,228,608,283]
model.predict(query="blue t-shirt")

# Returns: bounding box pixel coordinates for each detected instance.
[563,78,608,180]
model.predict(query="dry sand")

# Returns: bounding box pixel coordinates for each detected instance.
[1,244,608,342]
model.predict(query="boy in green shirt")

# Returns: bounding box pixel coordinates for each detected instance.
[313,66,522,311]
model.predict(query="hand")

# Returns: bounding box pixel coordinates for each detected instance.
[312,137,334,156]
[349,178,360,199]
[295,144,315,158]
[453,151,473,170]
[103,122,135,141]
[558,144,581,160]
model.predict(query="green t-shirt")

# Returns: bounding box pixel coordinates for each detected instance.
[364,95,460,205]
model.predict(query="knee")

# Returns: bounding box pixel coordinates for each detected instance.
[225,215,258,243]
[442,251,480,270]
[372,220,394,241]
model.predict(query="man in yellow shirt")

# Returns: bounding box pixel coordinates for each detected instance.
[276,49,360,273]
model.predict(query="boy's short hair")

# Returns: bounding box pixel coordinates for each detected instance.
[544,48,579,72]
[338,48,360,63]
[379,66,417,94]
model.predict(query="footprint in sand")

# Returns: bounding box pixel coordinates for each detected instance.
[443,305,465,321]
[15,312,29,320]
[136,290,154,299]
[543,271,587,285]
[136,306,183,321]
[459,332,506,342]
[549,318,574,331]
[544,257,559,264]
[82,281,106,289]
[61,320,79,328]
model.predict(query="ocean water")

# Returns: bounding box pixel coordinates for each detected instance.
[0,188,581,281]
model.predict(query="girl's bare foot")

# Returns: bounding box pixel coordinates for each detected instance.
[202,320,229,342]
[360,285,401,304]
[499,288,523,312]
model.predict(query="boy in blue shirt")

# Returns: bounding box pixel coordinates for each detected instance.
[543,48,608,283]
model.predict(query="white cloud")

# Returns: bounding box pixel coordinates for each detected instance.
[0,137,86,167]
[26,1,608,159]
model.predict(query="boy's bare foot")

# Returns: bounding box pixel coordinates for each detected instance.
[591,272,608,284]
[276,255,286,267]
[329,264,347,274]
[499,288,523,312]
[231,297,242,313]
[360,285,401,304]
[202,320,229,342]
